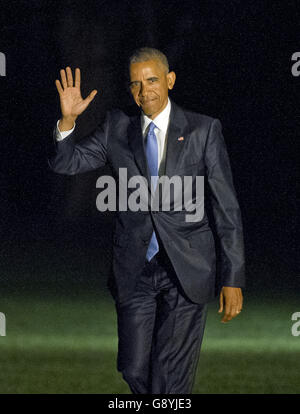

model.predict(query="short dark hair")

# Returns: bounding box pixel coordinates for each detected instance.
[129,47,169,73]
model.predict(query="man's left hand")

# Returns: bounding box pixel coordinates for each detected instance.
[218,286,243,323]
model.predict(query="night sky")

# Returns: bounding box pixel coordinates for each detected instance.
[0,0,298,295]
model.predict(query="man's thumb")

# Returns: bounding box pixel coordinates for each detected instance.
[218,291,224,313]
[85,90,98,104]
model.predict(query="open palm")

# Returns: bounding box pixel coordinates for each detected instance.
[55,67,97,120]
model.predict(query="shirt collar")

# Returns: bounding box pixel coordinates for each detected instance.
[141,98,171,134]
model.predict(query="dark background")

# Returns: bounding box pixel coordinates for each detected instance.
[0,0,298,297]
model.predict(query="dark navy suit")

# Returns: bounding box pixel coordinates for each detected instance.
[49,100,245,393]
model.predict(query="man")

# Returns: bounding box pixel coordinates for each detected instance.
[49,47,245,394]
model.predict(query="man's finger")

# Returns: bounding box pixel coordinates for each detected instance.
[231,307,240,318]
[60,69,67,89]
[236,292,242,312]
[75,68,81,89]
[66,66,73,87]
[221,313,232,323]
[55,79,63,95]
[222,299,238,322]
[222,302,232,322]
[239,290,243,309]
[231,300,243,317]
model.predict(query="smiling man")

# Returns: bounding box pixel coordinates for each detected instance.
[49,47,245,394]
[129,52,175,118]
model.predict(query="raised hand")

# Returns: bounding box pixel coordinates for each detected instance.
[55,67,98,130]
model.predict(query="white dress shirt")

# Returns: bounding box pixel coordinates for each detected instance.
[141,98,171,174]
[55,98,171,173]
[56,119,76,140]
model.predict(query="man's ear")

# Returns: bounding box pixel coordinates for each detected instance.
[167,71,176,90]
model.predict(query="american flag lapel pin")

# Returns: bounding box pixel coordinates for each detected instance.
[177,136,184,141]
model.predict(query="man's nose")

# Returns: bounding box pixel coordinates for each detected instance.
[139,82,148,97]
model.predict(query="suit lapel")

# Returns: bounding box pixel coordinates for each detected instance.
[128,115,150,183]
[164,100,190,177]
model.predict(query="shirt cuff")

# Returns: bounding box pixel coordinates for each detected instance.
[55,119,76,141]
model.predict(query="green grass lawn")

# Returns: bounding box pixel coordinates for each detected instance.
[0,291,299,393]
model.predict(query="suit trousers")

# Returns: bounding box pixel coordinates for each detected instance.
[115,247,208,394]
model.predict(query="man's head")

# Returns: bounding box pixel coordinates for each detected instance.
[129,47,176,119]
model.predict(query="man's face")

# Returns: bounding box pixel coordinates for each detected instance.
[129,59,176,119]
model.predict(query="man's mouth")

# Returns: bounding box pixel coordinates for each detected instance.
[141,98,157,105]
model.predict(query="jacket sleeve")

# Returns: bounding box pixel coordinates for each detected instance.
[204,118,245,287]
[48,113,109,175]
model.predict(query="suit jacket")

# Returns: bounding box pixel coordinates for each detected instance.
[48,100,245,304]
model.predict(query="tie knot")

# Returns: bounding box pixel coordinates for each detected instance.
[148,122,156,134]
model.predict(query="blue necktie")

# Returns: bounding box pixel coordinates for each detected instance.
[145,122,159,261]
